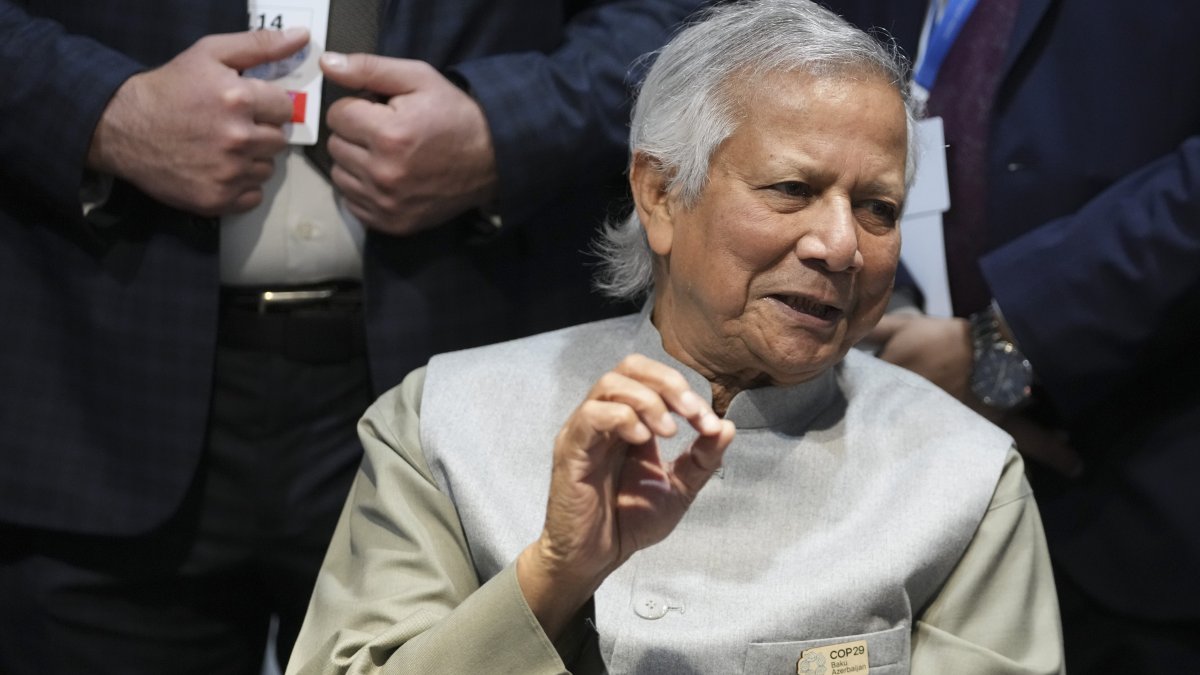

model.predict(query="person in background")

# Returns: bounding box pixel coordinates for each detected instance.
[286,2,1064,672]
[818,1,1200,671]
[0,1,708,673]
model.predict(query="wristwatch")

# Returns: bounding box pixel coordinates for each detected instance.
[968,303,1033,410]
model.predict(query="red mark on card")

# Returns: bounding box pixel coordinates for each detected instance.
[288,91,306,123]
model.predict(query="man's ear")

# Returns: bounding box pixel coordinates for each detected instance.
[630,151,676,256]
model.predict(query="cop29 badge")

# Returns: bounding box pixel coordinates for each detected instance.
[800,639,868,675]
[797,650,827,675]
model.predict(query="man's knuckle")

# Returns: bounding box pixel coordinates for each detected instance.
[223,124,254,149]
[617,353,645,371]
[596,372,623,391]
[376,126,412,154]
[663,371,689,391]
[220,85,255,113]
[368,164,406,191]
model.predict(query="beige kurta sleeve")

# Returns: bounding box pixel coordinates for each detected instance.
[911,447,1066,675]
[285,368,576,675]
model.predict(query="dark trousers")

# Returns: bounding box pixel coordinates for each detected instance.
[0,320,370,674]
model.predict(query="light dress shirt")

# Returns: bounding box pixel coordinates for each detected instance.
[220,148,365,285]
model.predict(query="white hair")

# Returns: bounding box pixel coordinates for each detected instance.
[593,0,920,301]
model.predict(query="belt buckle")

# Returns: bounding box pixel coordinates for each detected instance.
[257,288,337,313]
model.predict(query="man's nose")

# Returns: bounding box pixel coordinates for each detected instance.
[794,198,863,272]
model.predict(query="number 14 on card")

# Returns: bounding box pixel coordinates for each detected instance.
[243,0,330,145]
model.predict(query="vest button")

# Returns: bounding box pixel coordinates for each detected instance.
[635,597,667,619]
[634,596,684,620]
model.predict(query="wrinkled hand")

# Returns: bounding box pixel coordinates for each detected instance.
[869,313,1083,476]
[517,354,736,638]
[87,28,309,215]
[319,53,498,235]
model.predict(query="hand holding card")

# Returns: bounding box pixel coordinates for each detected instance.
[244,0,329,145]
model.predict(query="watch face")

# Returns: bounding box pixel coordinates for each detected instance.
[971,343,1033,409]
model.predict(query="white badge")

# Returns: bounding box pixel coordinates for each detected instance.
[898,116,953,317]
[244,0,330,145]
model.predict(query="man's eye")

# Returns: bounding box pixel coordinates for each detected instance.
[862,200,898,223]
[771,181,812,198]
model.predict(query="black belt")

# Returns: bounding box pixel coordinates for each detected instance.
[218,282,366,364]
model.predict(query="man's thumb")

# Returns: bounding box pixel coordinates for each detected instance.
[216,27,311,72]
[320,53,430,96]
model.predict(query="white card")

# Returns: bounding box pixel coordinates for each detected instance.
[245,0,329,145]
[899,116,953,317]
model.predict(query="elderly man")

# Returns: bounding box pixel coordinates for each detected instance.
[287,1,1065,672]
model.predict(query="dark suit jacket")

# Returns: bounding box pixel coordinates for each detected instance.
[0,0,705,536]
[822,0,1200,619]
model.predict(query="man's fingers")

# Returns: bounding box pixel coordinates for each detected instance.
[320,52,438,97]
[232,122,289,161]
[245,154,279,183]
[325,96,392,148]
[210,27,311,72]
[328,152,371,200]
[570,400,655,450]
[228,187,266,214]
[339,197,378,231]
[330,160,390,230]
[671,420,736,496]
[611,355,722,435]
[592,371,680,438]
[245,79,298,125]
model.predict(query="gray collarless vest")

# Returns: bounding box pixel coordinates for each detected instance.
[421,306,1009,674]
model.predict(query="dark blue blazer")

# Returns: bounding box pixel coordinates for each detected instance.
[0,0,706,536]
[824,0,1200,619]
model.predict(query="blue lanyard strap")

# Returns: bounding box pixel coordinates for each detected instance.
[913,0,980,91]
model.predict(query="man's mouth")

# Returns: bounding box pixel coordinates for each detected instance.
[771,294,842,321]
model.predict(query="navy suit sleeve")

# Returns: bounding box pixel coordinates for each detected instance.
[450,0,709,225]
[981,136,1200,421]
[0,0,142,213]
